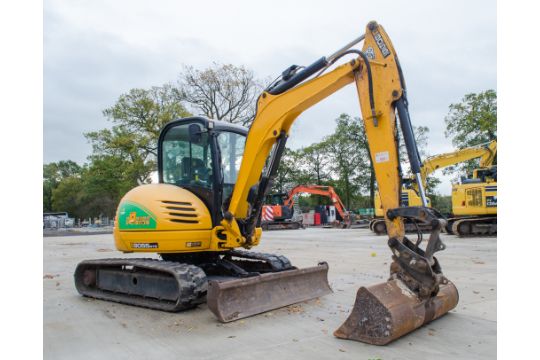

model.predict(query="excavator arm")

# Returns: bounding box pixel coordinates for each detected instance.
[479,140,497,167]
[215,21,458,345]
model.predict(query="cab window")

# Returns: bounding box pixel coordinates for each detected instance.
[217,131,246,200]
[162,123,213,189]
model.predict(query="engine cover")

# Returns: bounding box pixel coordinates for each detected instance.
[114,184,213,253]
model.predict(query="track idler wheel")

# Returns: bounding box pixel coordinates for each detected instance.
[334,279,458,345]
[373,220,387,235]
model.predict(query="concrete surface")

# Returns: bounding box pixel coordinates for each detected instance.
[44,228,496,359]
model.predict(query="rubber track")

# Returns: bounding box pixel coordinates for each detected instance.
[228,249,293,271]
[75,251,294,312]
[74,258,207,312]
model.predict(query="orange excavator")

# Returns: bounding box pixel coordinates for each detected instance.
[262,185,351,229]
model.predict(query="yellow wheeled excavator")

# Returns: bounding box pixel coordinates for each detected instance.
[75,21,458,345]
[446,141,497,236]
[370,140,498,235]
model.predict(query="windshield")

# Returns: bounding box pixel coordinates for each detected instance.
[217,131,246,200]
[162,123,213,188]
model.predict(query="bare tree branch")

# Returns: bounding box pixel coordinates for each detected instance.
[177,63,263,127]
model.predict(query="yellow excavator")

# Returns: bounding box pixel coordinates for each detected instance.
[446,141,497,236]
[75,21,458,345]
[370,140,498,235]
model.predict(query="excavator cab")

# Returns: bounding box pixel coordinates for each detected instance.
[159,117,248,224]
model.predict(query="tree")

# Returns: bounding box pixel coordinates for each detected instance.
[445,90,497,147]
[430,194,452,215]
[357,119,375,207]
[51,176,85,218]
[399,125,430,159]
[177,63,264,127]
[271,148,302,193]
[81,156,136,218]
[444,90,497,177]
[325,114,371,209]
[85,85,191,183]
[298,142,332,186]
[43,160,81,212]
[425,176,442,195]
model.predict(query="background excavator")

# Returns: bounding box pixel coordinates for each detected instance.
[446,141,497,236]
[262,185,351,229]
[370,140,497,235]
[75,21,458,345]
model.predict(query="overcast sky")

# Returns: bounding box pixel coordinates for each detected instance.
[44,0,496,194]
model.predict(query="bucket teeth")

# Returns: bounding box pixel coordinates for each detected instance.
[334,279,458,345]
[207,262,332,322]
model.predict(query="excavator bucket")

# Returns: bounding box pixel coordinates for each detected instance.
[334,279,458,345]
[207,262,332,322]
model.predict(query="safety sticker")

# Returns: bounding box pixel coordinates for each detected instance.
[375,151,390,163]
[365,46,376,60]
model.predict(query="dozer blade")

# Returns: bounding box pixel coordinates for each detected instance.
[334,279,458,345]
[207,262,332,322]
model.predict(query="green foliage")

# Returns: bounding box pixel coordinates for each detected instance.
[398,125,430,160]
[43,160,81,212]
[51,176,85,218]
[444,90,497,177]
[82,156,138,218]
[85,85,191,183]
[298,142,332,185]
[357,118,375,207]
[324,114,371,208]
[270,113,435,212]
[425,176,442,195]
[47,84,192,219]
[272,148,303,193]
[46,65,450,221]
[429,194,452,215]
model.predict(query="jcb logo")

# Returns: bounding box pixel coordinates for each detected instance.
[373,31,391,58]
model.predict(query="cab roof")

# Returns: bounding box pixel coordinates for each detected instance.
[163,116,249,136]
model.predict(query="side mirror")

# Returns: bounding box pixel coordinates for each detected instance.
[188,124,202,144]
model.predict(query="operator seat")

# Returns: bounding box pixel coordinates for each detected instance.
[181,157,209,184]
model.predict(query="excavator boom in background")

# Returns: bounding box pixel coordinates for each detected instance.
[75,21,458,345]
[370,140,497,235]
[446,141,497,236]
